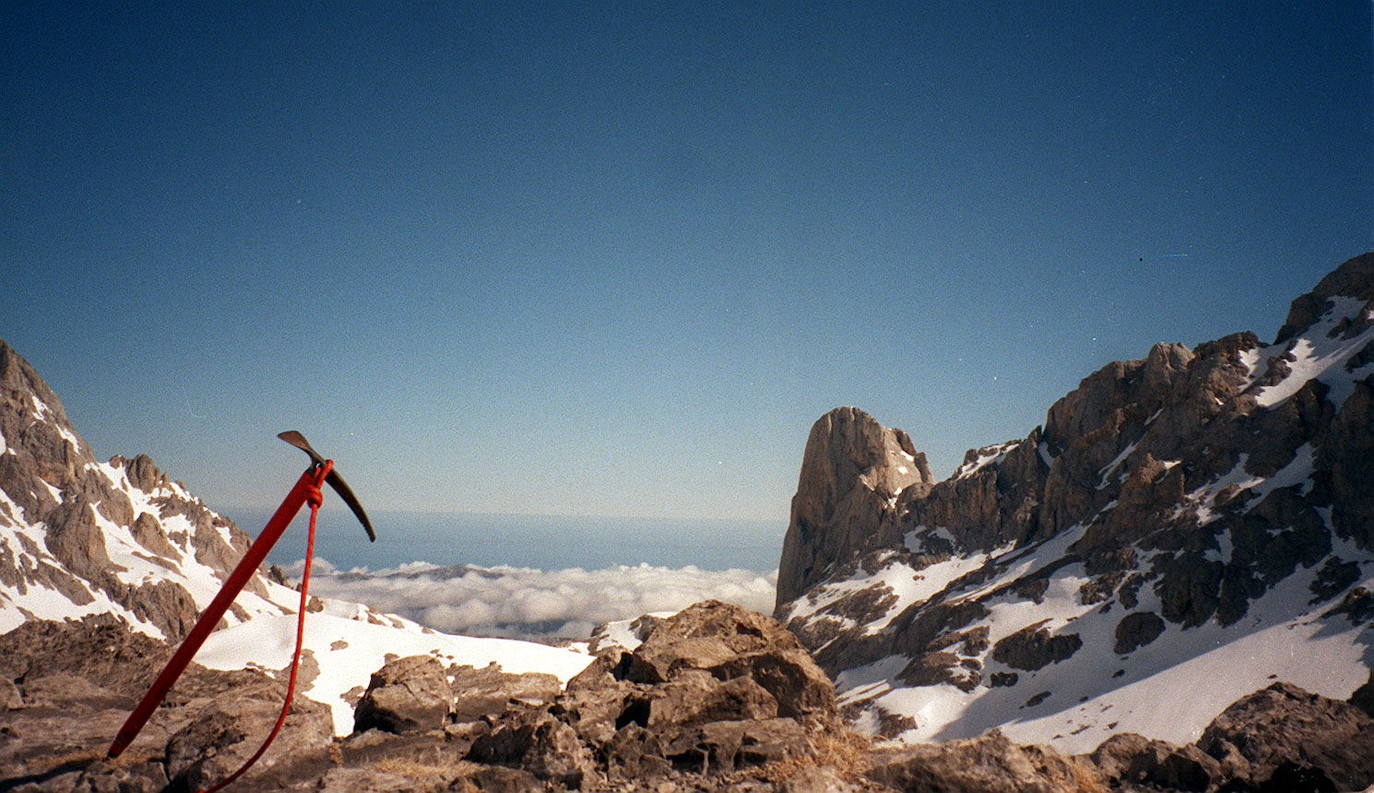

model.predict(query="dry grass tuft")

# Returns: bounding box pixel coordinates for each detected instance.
[369,756,445,776]
[1070,758,1110,793]
[37,748,104,771]
[363,756,463,790]
[726,726,877,786]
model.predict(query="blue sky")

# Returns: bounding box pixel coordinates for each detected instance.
[3,2,1371,526]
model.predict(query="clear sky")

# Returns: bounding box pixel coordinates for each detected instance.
[3,2,1371,526]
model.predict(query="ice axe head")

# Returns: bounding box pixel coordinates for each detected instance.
[277,431,376,542]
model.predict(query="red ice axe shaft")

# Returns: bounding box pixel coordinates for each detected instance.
[107,433,374,760]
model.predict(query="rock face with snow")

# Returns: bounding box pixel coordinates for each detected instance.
[1196,682,1374,791]
[776,252,1374,753]
[777,406,935,605]
[0,340,297,639]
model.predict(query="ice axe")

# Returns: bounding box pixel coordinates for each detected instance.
[107,432,374,791]
[277,431,375,542]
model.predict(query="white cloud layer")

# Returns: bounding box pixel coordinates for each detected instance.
[283,558,778,639]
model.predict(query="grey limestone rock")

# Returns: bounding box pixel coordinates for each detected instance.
[164,674,334,791]
[353,654,451,734]
[776,406,934,607]
[1112,611,1165,655]
[1197,682,1374,792]
[989,622,1083,672]
[449,662,562,724]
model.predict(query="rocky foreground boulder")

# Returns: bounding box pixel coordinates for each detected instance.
[0,614,336,793]
[5,602,1374,793]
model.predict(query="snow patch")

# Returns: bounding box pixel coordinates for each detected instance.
[38,480,62,503]
[1097,441,1138,489]
[197,613,593,735]
[1253,296,1374,409]
[955,441,1019,480]
[904,525,958,552]
[590,611,676,652]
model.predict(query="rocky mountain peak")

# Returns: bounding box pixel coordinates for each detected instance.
[0,339,291,640]
[110,453,172,493]
[798,406,931,503]
[0,340,53,397]
[1276,250,1374,344]
[776,252,1374,752]
[0,342,94,482]
[776,407,934,607]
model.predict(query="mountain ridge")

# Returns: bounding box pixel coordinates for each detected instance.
[776,251,1374,751]
[0,338,291,638]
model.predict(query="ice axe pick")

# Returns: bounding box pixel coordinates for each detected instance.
[276,430,375,542]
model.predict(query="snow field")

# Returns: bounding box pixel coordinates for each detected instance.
[196,612,594,735]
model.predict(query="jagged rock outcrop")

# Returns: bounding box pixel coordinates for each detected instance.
[1082,681,1374,792]
[0,615,335,792]
[353,655,454,733]
[353,655,563,734]
[164,674,335,791]
[777,406,934,606]
[0,339,293,640]
[476,600,845,788]
[777,252,1374,752]
[1196,682,1374,791]
[1088,733,1223,792]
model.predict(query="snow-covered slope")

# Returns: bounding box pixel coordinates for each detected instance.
[825,527,1371,753]
[0,340,591,736]
[778,252,1374,752]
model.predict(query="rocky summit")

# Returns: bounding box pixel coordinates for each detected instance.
[776,252,1374,753]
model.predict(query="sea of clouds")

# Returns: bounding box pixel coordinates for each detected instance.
[285,558,778,640]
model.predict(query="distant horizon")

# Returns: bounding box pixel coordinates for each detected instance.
[228,505,785,573]
[221,503,789,527]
